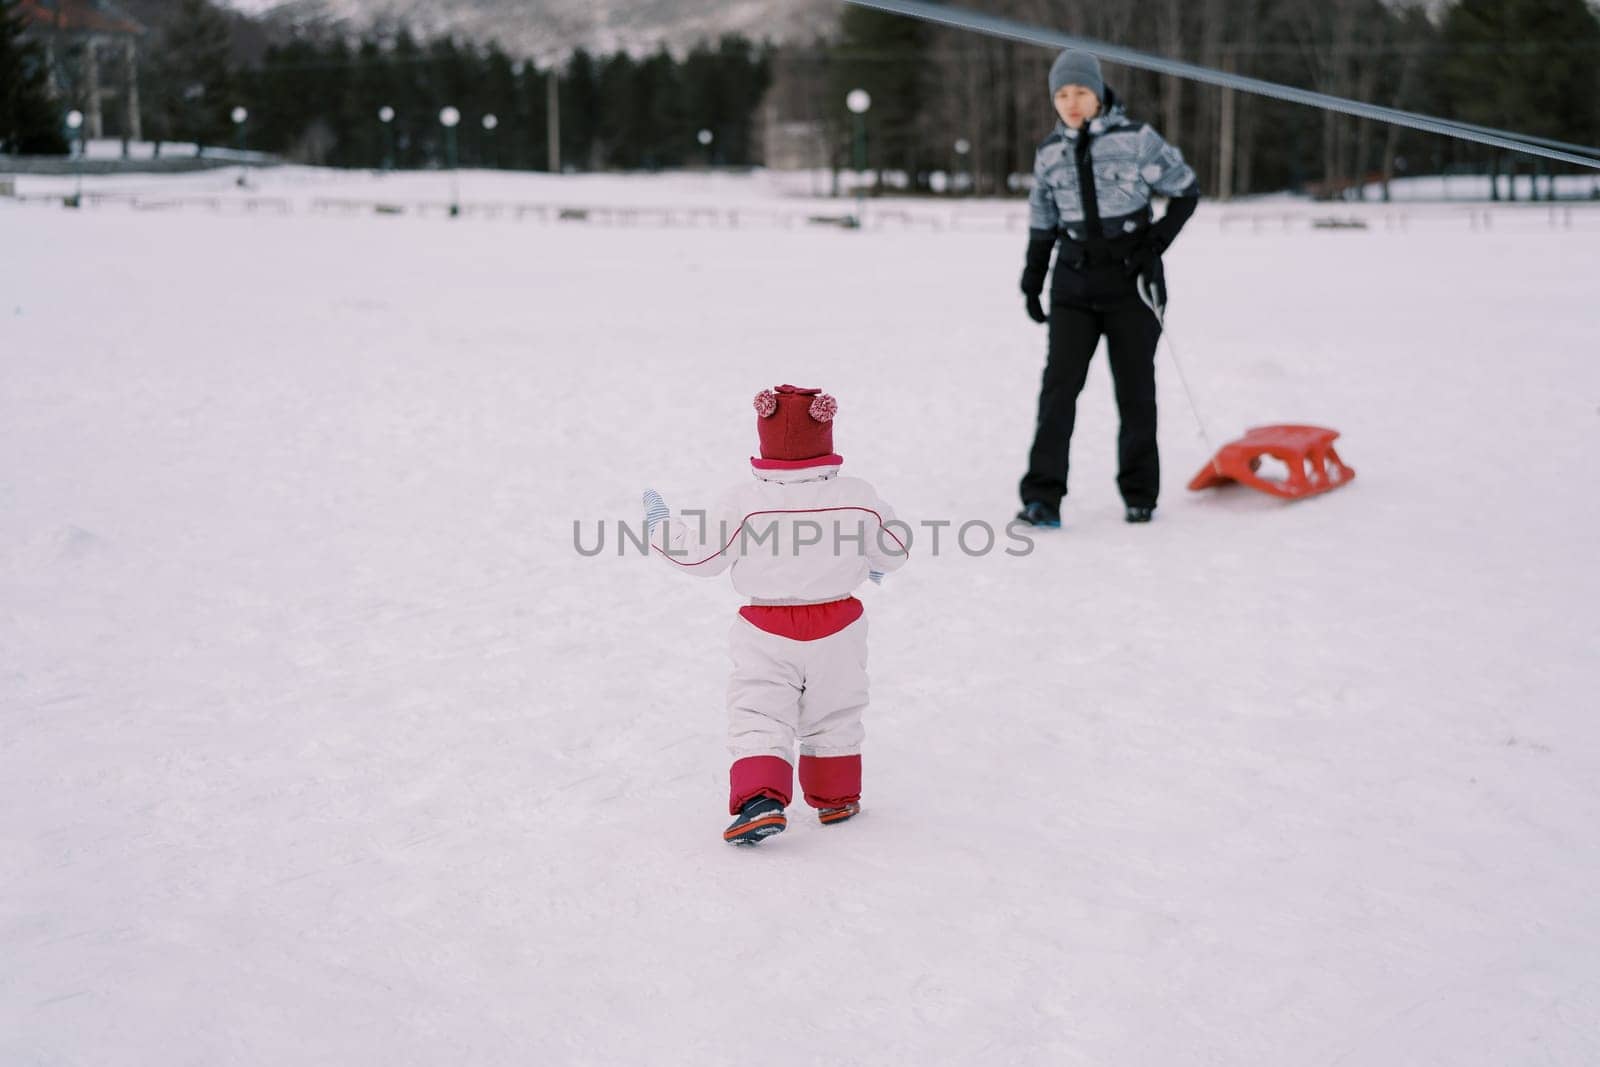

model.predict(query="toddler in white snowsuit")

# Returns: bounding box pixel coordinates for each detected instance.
[645,385,909,844]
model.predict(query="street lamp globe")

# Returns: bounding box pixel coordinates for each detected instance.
[231,106,248,125]
[697,128,713,146]
[65,110,83,130]
[439,107,461,128]
[378,106,395,124]
[955,138,971,156]
[482,113,499,131]
[846,89,871,115]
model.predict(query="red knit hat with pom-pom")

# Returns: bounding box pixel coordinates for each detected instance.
[753,384,838,463]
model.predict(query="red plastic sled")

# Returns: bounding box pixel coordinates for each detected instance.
[1188,424,1355,500]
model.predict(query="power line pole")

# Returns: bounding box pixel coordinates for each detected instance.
[547,68,561,172]
[1218,54,1236,201]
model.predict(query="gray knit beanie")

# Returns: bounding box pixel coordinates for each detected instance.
[1048,49,1104,99]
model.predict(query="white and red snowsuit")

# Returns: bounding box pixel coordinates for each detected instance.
[652,453,909,814]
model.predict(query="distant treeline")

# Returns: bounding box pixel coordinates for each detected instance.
[133,0,773,170]
[237,33,773,171]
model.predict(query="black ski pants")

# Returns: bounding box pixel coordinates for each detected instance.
[1020,277,1163,511]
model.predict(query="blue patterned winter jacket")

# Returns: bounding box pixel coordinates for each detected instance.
[1020,96,1200,298]
[1028,102,1199,240]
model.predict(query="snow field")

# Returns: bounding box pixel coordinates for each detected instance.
[3,180,1599,1065]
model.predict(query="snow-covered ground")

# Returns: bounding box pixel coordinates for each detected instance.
[2,170,1599,1066]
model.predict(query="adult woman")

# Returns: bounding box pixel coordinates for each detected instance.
[1016,50,1200,527]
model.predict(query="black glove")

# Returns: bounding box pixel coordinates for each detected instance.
[1150,192,1199,249]
[1019,227,1056,300]
[1136,265,1167,318]
[1025,294,1048,324]
[1123,244,1166,319]
[1123,234,1166,279]
[1124,191,1198,279]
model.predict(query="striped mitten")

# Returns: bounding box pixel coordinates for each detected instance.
[643,489,669,535]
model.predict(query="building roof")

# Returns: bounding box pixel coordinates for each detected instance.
[15,0,146,37]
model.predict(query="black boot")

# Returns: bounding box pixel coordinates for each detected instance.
[1125,505,1155,524]
[723,796,787,845]
[1015,501,1061,528]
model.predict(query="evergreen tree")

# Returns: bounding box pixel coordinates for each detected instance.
[317,37,356,167]
[1435,0,1600,142]
[637,47,687,169]
[594,50,638,167]
[683,36,773,166]
[387,29,428,168]
[830,7,934,187]
[250,36,322,163]
[476,45,517,168]
[348,37,392,168]
[148,0,237,153]
[423,37,472,167]
[561,48,599,170]
[1431,0,1600,195]
[0,0,67,154]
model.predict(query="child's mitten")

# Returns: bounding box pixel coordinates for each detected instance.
[643,489,669,534]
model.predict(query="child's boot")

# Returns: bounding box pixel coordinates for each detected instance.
[723,796,787,845]
[818,802,861,826]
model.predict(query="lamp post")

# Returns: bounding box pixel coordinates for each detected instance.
[481,112,498,169]
[846,89,871,223]
[954,138,971,197]
[378,105,395,171]
[182,82,206,157]
[697,127,714,167]
[231,106,249,187]
[439,106,461,217]
[846,89,871,172]
[65,109,84,207]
